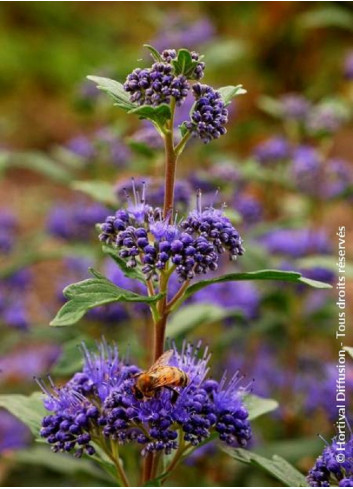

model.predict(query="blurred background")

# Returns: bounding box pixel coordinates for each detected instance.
[0,2,353,486]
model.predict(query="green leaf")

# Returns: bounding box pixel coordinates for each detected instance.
[128,104,171,127]
[172,48,198,77]
[243,394,279,421]
[179,122,188,138]
[3,151,73,183]
[143,44,163,62]
[102,245,146,284]
[223,448,308,487]
[168,304,244,338]
[297,255,353,278]
[298,7,353,32]
[218,85,247,106]
[50,268,163,326]
[14,446,114,483]
[71,180,117,206]
[257,95,283,118]
[87,76,135,111]
[0,392,45,436]
[183,269,332,302]
[52,338,90,376]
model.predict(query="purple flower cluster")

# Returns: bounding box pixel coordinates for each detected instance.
[124,63,189,107]
[185,83,228,143]
[39,341,252,458]
[307,430,353,486]
[98,186,244,282]
[47,201,109,242]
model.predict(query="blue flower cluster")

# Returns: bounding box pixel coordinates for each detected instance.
[39,341,252,458]
[124,63,189,107]
[98,185,244,282]
[185,83,228,143]
[307,431,353,486]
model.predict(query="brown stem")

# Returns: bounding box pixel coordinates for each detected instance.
[163,131,177,219]
[142,453,153,485]
[153,313,169,362]
[167,280,190,311]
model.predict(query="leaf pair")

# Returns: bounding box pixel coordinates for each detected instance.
[50,268,163,327]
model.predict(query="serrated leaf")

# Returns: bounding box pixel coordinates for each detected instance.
[144,44,163,62]
[102,245,146,284]
[50,268,163,326]
[218,85,247,106]
[87,76,135,111]
[168,304,245,338]
[243,394,279,421]
[0,392,45,436]
[71,180,117,206]
[223,447,308,487]
[183,269,332,302]
[128,104,171,126]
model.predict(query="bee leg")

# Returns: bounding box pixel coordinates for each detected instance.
[164,386,179,403]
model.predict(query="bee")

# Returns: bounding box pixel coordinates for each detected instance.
[133,350,189,402]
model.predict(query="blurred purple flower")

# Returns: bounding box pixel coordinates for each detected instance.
[253,136,290,165]
[0,410,31,453]
[306,100,349,135]
[343,51,353,80]
[192,280,260,319]
[234,193,263,225]
[279,93,311,121]
[152,16,215,51]
[261,228,331,258]
[0,208,18,254]
[0,344,60,383]
[47,201,109,241]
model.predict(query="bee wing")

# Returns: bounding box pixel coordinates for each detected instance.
[147,350,174,373]
[150,367,175,388]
